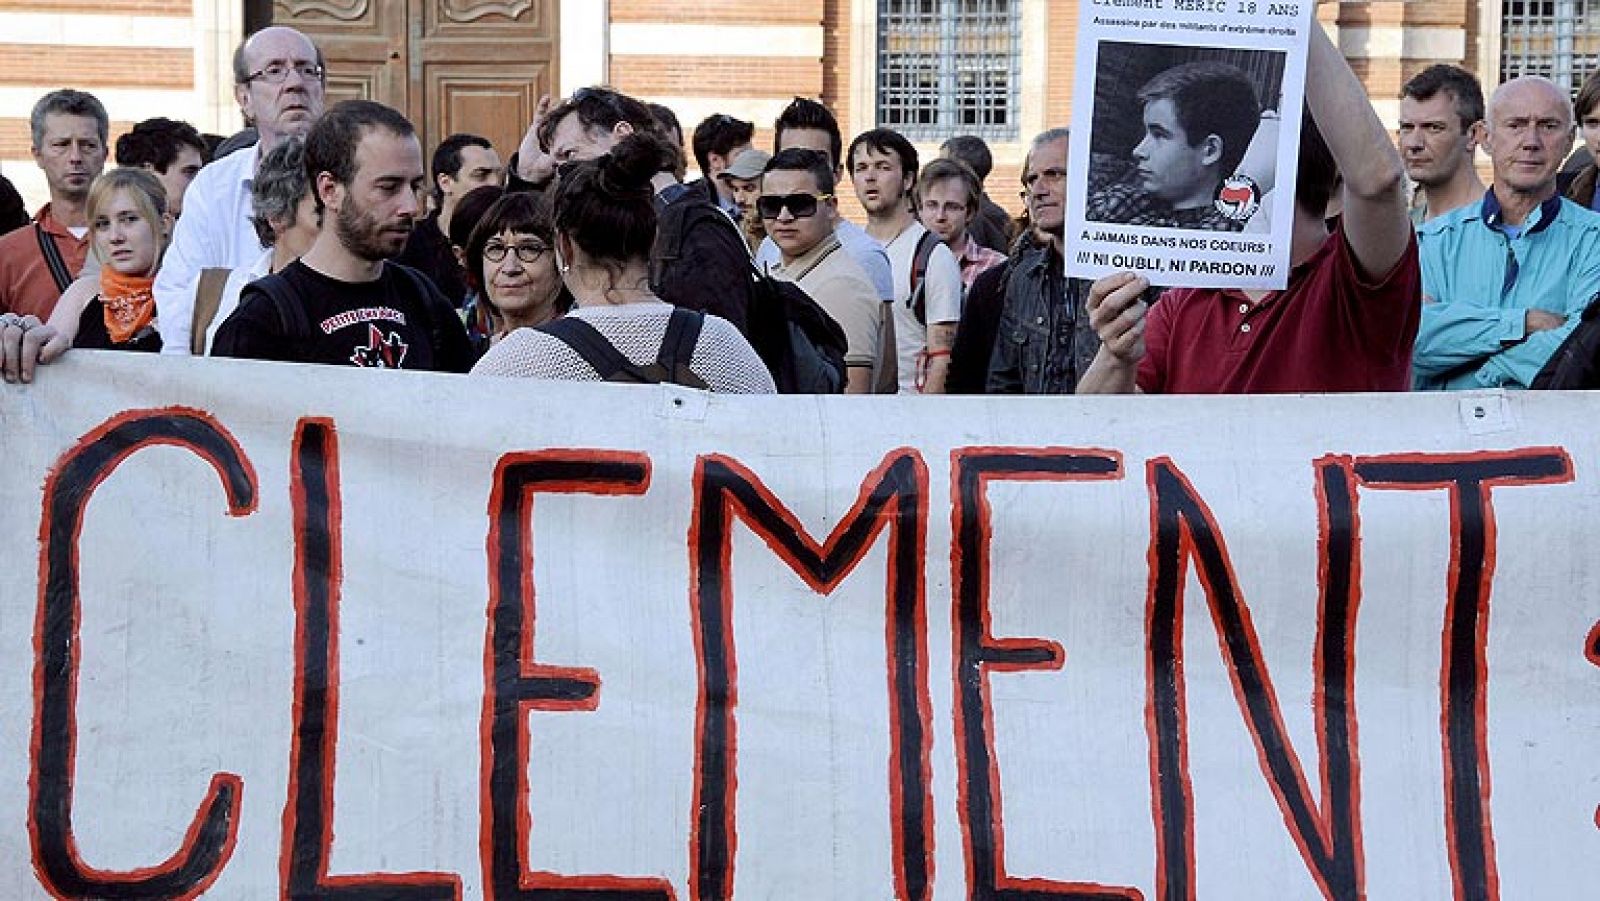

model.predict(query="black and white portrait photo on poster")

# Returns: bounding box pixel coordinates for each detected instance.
[1084,42,1285,234]
[1066,2,1316,289]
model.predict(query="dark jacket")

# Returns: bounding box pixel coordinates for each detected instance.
[985,242,1091,394]
[969,193,1013,254]
[985,241,1162,394]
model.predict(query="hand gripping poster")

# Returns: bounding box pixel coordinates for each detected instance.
[1065,0,1319,289]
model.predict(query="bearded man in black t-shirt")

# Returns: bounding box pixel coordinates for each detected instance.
[213,99,475,372]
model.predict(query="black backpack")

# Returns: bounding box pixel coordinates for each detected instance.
[537,307,710,389]
[1532,295,1600,389]
[907,229,941,326]
[745,265,848,394]
[650,195,756,332]
[650,191,847,393]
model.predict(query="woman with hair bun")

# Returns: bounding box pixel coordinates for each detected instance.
[471,132,774,393]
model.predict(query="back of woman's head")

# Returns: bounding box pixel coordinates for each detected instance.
[552,131,669,267]
[87,167,168,267]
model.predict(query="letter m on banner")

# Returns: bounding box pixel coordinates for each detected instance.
[689,450,935,901]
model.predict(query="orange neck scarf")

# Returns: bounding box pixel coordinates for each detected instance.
[99,267,156,344]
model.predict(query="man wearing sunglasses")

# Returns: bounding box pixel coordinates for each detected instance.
[157,26,327,355]
[762,148,885,393]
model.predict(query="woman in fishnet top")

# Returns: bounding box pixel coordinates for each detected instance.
[471,132,774,393]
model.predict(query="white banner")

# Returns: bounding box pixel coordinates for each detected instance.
[2,355,1598,900]
[1066,0,1317,289]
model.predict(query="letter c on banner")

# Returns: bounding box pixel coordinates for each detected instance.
[29,408,257,899]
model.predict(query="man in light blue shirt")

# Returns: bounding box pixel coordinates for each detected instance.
[1415,76,1600,389]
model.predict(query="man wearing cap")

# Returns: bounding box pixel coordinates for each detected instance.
[719,147,770,254]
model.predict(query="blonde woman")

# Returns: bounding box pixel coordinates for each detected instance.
[47,167,173,352]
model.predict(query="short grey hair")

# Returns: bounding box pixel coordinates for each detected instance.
[250,136,309,248]
[30,89,108,150]
[1024,127,1071,175]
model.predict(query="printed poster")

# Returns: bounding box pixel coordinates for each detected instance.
[1066,0,1319,289]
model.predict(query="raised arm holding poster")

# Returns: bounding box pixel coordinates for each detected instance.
[1065,0,1317,289]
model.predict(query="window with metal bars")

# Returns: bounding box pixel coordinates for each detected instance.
[877,0,1021,142]
[1501,0,1600,94]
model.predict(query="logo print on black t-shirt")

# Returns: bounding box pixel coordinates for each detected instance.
[350,324,409,368]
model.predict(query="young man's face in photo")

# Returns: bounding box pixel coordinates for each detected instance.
[851,145,908,217]
[1132,97,1217,209]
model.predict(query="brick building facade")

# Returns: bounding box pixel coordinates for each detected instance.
[3,2,1595,215]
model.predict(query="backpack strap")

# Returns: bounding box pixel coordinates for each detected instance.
[189,267,233,355]
[252,272,314,343]
[908,229,941,326]
[538,316,656,382]
[385,261,445,351]
[35,223,73,293]
[657,307,709,387]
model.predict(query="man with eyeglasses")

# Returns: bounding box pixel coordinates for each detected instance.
[916,158,1005,291]
[1410,76,1600,390]
[156,26,327,355]
[762,148,885,393]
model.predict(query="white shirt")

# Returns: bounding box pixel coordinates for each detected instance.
[202,247,274,356]
[757,219,894,303]
[155,144,265,355]
[883,220,961,394]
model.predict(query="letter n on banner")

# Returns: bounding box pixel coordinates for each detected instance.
[31,408,256,899]
[481,449,674,900]
[1145,457,1369,901]
[949,447,1140,901]
[689,450,934,901]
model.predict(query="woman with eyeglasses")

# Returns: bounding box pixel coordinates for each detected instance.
[462,191,572,344]
[472,132,774,392]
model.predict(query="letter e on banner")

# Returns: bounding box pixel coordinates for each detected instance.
[480,449,673,900]
[949,447,1138,900]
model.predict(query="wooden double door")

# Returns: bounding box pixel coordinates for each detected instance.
[271,0,557,161]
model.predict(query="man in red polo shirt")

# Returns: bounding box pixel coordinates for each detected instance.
[0,90,106,322]
[1078,23,1419,394]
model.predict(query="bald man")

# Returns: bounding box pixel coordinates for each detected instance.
[1413,76,1600,389]
[156,26,327,354]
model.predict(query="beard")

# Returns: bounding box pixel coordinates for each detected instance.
[334,197,411,262]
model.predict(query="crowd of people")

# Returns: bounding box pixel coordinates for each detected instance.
[4,22,1600,397]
